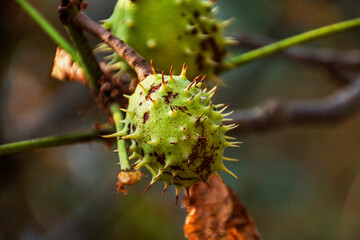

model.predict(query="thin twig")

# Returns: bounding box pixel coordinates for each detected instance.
[72,12,152,81]
[227,17,360,68]
[233,33,360,70]
[0,125,114,156]
[230,78,360,133]
[58,0,103,91]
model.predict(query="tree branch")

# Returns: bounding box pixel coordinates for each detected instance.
[58,0,103,91]
[0,125,114,156]
[227,17,360,68]
[233,33,360,70]
[72,12,152,81]
[230,78,360,133]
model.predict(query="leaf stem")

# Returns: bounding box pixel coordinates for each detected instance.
[228,17,360,67]
[110,104,130,171]
[0,125,114,156]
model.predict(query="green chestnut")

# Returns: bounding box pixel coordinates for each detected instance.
[104,64,239,203]
[99,0,234,81]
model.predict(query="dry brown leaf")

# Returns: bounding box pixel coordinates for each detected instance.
[183,174,262,240]
[51,47,133,114]
[51,47,88,85]
[116,170,143,195]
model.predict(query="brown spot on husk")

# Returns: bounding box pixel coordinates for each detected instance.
[143,111,150,123]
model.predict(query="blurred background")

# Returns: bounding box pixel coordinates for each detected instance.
[1,0,360,239]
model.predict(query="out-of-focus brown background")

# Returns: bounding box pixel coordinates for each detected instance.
[1,0,359,239]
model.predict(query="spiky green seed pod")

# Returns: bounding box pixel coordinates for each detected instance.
[100,0,234,81]
[104,64,239,203]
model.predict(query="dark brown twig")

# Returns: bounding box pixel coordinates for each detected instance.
[58,0,103,91]
[230,78,360,133]
[234,33,360,70]
[72,12,152,81]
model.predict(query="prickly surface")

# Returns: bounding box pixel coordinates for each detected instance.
[110,67,238,197]
[100,0,231,80]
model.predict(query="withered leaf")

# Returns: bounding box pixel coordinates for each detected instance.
[183,174,262,240]
[116,170,142,195]
[51,47,88,85]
